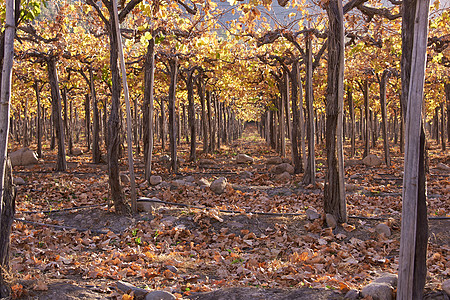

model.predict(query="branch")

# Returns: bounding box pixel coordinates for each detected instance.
[357,4,402,21]
[119,0,143,23]
[86,0,110,27]
[175,0,197,15]
[343,0,369,14]
[17,25,59,43]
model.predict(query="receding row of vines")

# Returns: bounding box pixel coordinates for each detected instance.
[0,0,449,298]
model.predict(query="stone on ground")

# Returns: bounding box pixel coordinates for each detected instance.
[361,273,397,300]
[71,148,83,156]
[197,178,210,187]
[145,290,176,300]
[137,198,163,212]
[239,171,253,179]
[345,159,361,167]
[159,155,170,163]
[442,279,450,296]
[13,177,26,185]
[362,154,383,167]
[120,173,130,184]
[275,171,291,182]
[210,177,227,194]
[149,175,162,186]
[198,158,217,166]
[266,157,282,165]
[184,175,195,183]
[269,163,294,175]
[346,183,359,192]
[305,208,320,221]
[344,289,360,300]
[325,214,337,229]
[172,179,186,187]
[10,148,39,166]
[375,223,391,237]
[236,154,254,164]
[436,163,450,172]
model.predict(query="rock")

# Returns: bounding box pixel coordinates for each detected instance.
[305,208,320,221]
[344,289,360,300]
[374,274,397,287]
[139,182,148,189]
[120,174,130,184]
[9,148,38,166]
[149,175,162,186]
[145,290,176,300]
[270,163,294,175]
[172,179,186,187]
[375,223,392,237]
[436,163,450,172]
[362,154,383,167]
[275,171,291,182]
[198,158,217,166]
[325,214,337,229]
[236,154,254,164]
[71,148,83,156]
[184,175,195,183]
[239,171,253,179]
[137,198,163,212]
[116,281,148,298]
[281,157,291,164]
[442,279,450,296]
[197,178,210,187]
[13,177,26,185]
[266,157,282,165]
[166,265,178,273]
[346,184,359,192]
[349,174,359,179]
[210,177,227,194]
[361,274,397,300]
[361,283,393,300]
[345,159,361,167]
[159,155,171,163]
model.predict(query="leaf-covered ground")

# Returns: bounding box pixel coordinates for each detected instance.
[9,125,450,299]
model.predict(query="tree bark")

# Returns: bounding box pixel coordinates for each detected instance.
[304,34,316,184]
[105,1,129,214]
[47,58,67,172]
[207,91,215,152]
[446,82,450,143]
[324,0,346,223]
[0,159,15,298]
[0,1,15,295]
[88,69,101,163]
[34,80,43,158]
[347,85,356,157]
[380,71,391,166]
[363,80,370,157]
[397,0,430,298]
[289,61,302,174]
[84,93,91,150]
[143,38,155,181]
[197,74,208,153]
[168,58,178,173]
[187,70,196,161]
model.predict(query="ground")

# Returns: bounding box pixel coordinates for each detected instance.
[8,125,450,299]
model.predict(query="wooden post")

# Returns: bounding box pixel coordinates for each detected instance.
[112,0,137,213]
[397,0,430,298]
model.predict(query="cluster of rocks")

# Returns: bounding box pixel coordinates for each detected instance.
[265,156,295,182]
[143,174,230,196]
[116,281,175,300]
